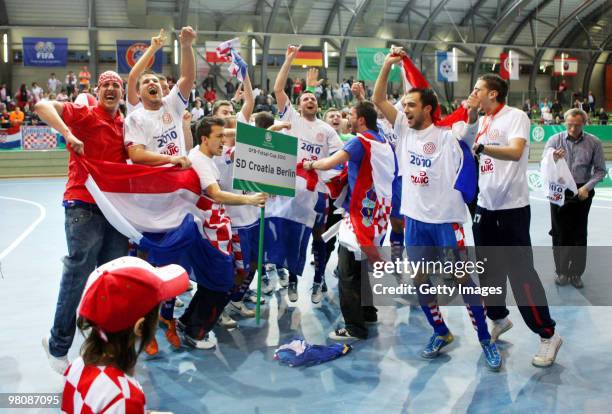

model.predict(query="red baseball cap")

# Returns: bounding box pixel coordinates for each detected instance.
[78,256,189,333]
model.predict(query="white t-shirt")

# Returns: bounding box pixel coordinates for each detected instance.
[189,146,220,192]
[126,100,142,115]
[280,104,343,192]
[394,112,467,224]
[31,86,43,101]
[191,107,204,121]
[124,87,188,157]
[213,112,259,228]
[48,78,61,93]
[476,105,530,211]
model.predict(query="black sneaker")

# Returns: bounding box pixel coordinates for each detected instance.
[328,328,362,341]
[321,280,328,293]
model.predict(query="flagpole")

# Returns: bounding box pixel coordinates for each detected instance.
[255,206,265,324]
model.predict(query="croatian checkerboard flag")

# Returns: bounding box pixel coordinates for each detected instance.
[80,157,236,292]
[216,38,247,81]
[337,132,395,261]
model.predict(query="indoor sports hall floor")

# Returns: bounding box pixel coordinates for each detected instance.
[2,177,612,414]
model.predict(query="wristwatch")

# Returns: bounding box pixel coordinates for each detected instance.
[475,144,485,155]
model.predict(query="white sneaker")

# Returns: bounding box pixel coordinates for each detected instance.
[311,282,323,304]
[228,300,256,318]
[183,332,217,350]
[218,311,238,329]
[174,297,185,308]
[288,281,298,302]
[278,268,289,288]
[532,333,562,367]
[42,337,69,375]
[328,328,362,341]
[491,317,513,342]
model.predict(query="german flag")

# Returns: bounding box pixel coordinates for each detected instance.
[292,47,323,67]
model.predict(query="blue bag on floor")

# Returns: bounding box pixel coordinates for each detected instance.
[273,339,352,367]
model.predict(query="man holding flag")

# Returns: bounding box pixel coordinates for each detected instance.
[304,101,396,340]
[178,117,267,349]
[36,70,129,374]
[271,45,343,304]
[122,26,196,354]
[372,48,502,370]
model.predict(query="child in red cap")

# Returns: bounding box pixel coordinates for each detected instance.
[61,256,189,414]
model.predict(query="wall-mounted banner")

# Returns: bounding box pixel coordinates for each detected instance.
[21,126,58,150]
[116,40,163,74]
[356,48,400,82]
[436,51,458,82]
[500,52,519,80]
[22,37,68,67]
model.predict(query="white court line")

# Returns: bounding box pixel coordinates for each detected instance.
[0,196,47,261]
[530,195,612,210]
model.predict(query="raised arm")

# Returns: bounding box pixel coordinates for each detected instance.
[127,29,166,106]
[274,45,301,112]
[372,49,404,126]
[240,72,254,122]
[34,101,84,154]
[176,26,196,99]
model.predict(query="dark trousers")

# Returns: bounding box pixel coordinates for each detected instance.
[473,205,556,339]
[550,187,594,278]
[50,206,128,357]
[179,285,229,339]
[337,245,377,339]
[325,202,343,263]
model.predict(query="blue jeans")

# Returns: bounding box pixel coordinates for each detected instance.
[49,205,128,357]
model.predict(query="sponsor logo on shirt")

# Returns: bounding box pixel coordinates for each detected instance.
[548,183,563,202]
[160,142,179,156]
[315,132,325,143]
[410,170,429,185]
[480,158,494,174]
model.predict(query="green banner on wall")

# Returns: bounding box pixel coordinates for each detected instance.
[529,125,612,143]
[356,48,401,82]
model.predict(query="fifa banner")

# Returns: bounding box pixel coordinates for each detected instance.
[116,40,163,74]
[436,51,458,82]
[553,57,578,76]
[356,48,400,82]
[21,126,58,150]
[23,37,68,67]
[233,123,297,197]
[500,52,519,80]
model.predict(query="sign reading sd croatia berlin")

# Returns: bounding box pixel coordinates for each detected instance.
[233,123,297,197]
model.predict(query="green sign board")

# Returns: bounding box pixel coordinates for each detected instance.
[529,125,612,143]
[233,123,298,197]
[356,48,401,82]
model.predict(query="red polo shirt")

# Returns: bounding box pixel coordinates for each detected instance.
[62,103,127,204]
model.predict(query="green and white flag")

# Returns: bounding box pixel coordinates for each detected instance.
[233,123,298,197]
[356,48,401,82]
